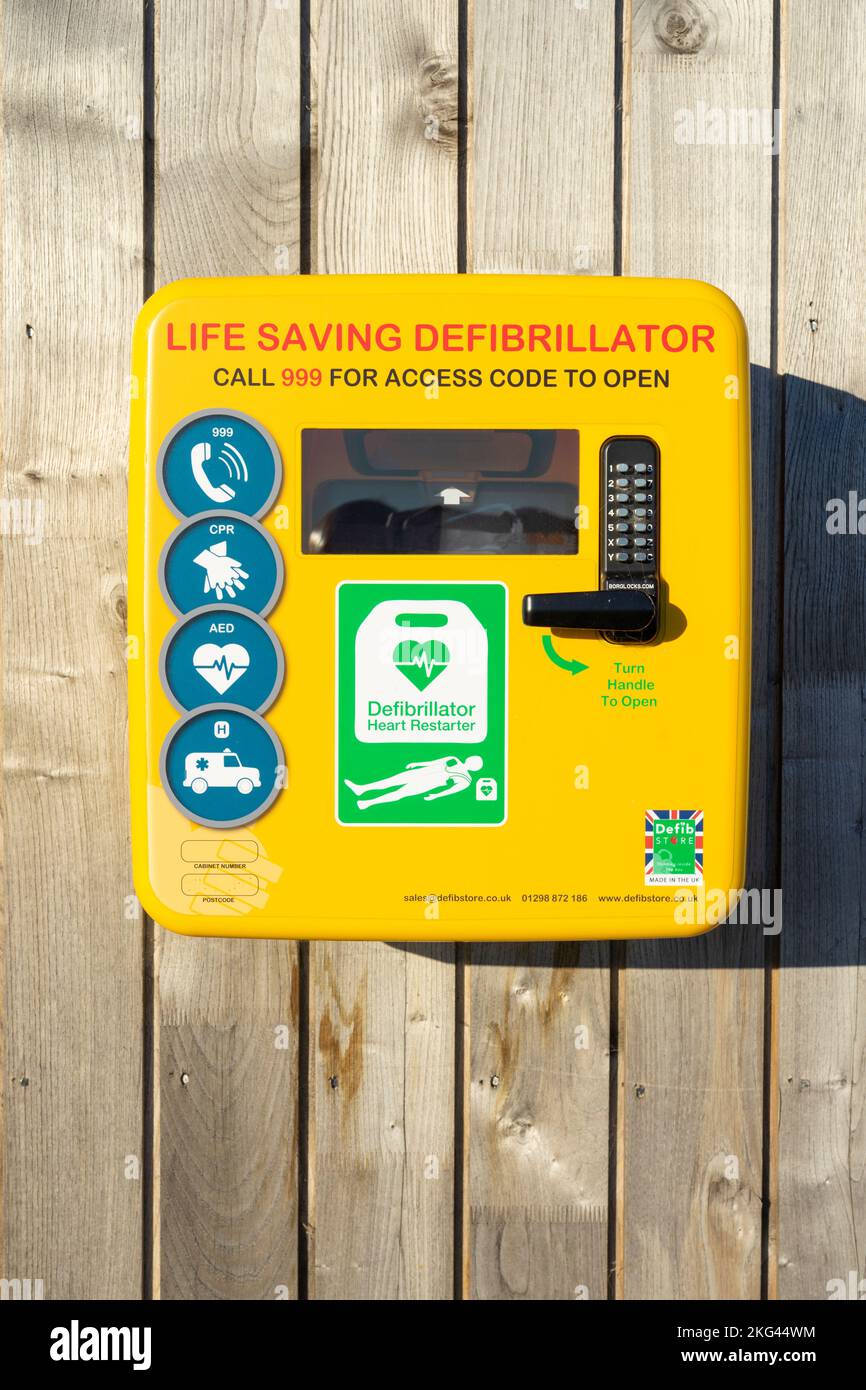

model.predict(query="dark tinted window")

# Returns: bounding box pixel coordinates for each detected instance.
[302,429,579,555]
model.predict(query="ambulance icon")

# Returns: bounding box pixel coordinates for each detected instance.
[182,748,262,796]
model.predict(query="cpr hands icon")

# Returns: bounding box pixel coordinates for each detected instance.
[193,541,250,602]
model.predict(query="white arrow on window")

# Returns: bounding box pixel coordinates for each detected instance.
[437,487,470,506]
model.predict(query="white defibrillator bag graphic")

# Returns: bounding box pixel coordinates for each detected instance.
[354,598,488,743]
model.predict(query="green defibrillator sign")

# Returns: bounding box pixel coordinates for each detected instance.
[336,581,507,826]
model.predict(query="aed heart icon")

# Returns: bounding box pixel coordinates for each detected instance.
[192,642,251,695]
[162,607,282,715]
[392,639,450,692]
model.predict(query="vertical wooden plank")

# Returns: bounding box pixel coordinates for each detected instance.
[311,941,456,1299]
[620,0,773,1298]
[0,0,144,1296]
[314,0,458,275]
[472,0,615,277]
[155,0,301,1299]
[309,0,458,1300]
[469,945,611,1300]
[777,0,866,1300]
[468,0,615,1300]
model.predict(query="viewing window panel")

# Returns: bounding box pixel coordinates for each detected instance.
[302,428,579,555]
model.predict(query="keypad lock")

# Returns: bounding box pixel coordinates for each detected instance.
[599,436,659,642]
[523,437,660,644]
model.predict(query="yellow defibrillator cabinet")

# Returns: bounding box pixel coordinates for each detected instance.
[129,275,750,940]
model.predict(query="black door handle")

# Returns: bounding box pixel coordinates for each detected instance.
[522,589,656,634]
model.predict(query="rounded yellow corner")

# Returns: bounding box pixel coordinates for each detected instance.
[657,877,750,938]
[131,867,200,938]
[672,276,750,353]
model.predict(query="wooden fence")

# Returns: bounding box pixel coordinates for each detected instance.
[1,0,863,1299]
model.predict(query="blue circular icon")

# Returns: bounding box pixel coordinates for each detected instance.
[160,706,284,827]
[159,512,284,616]
[160,606,284,713]
[158,410,282,519]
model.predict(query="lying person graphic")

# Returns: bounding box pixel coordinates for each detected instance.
[345,754,483,810]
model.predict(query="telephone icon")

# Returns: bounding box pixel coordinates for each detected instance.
[190,440,249,504]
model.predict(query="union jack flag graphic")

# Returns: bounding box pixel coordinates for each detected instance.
[645,809,704,884]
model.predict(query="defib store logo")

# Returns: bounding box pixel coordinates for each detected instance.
[645,810,703,886]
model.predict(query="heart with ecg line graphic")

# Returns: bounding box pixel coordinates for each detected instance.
[192,642,251,695]
[391,638,450,691]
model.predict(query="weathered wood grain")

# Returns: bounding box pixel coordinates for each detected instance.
[309,0,458,1299]
[777,0,866,1301]
[619,0,772,1299]
[310,941,456,1298]
[0,0,144,1297]
[314,0,458,274]
[468,0,616,1300]
[156,0,301,281]
[472,0,615,277]
[154,0,301,1300]
[158,940,299,1299]
[469,944,611,1300]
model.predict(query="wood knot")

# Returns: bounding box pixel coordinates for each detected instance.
[652,0,711,54]
[501,1113,533,1141]
[109,580,128,630]
[417,54,458,152]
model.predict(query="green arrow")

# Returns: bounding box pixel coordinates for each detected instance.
[542,633,589,676]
